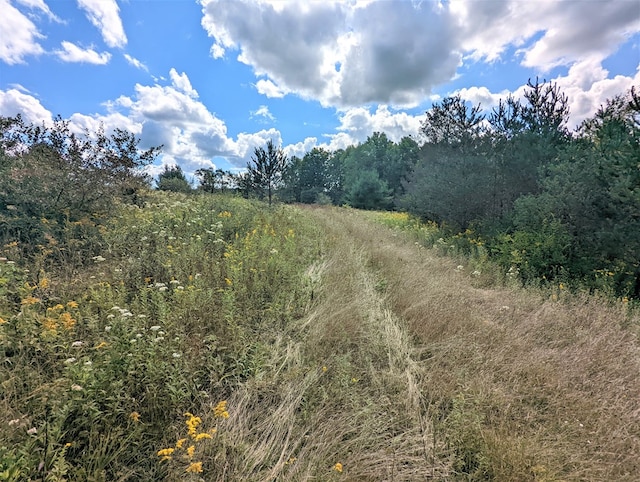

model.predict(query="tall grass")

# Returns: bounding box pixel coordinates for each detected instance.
[0,192,320,480]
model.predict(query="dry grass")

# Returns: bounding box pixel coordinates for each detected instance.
[187,204,638,481]
[322,207,640,481]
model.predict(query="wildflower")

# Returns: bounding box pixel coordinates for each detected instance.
[185,413,202,438]
[129,411,141,423]
[66,301,79,309]
[175,438,188,449]
[213,400,229,419]
[95,341,108,349]
[71,384,83,391]
[157,447,174,461]
[186,461,203,473]
[150,325,161,331]
[21,296,41,305]
[0,317,7,325]
[106,314,115,319]
[60,313,76,330]
[186,445,196,459]
[322,366,328,372]
[64,442,73,448]
[334,462,343,473]
[27,427,37,435]
[195,432,212,441]
[92,255,106,263]
[145,277,152,283]
[64,357,76,364]
[39,278,50,289]
[71,340,83,348]
[559,283,565,290]
[104,325,112,331]
[224,278,233,286]
[285,457,297,465]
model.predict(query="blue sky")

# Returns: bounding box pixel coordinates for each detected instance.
[1,0,639,179]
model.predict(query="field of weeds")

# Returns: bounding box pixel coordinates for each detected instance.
[1,194,639,481]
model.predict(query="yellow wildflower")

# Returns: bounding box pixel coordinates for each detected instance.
[66,301,79,309]
[195,432,212,441]
[322,366,327,372]
[39,278,50,289]
[185,413,202,438]
[59,312,76,330]
[21,296,41,305]
[94,341,108,349]
[129,411,140,423]
[0,317,7,325]
[186,461,203,473]
[175,438,188,449]
[213,400,229,419]
[186,445,195,459]
[334,462,343,473]
[158,447,175,458]
[64,442,73,448]
[224,277,233,286]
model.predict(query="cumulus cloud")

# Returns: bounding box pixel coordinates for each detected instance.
[451,0,640,69]
[56,41,111,64]
[200,0,459,107]
[77,0,127,49]
[326,105,424,149]
[199,0,639,109]
[0,0,45,64]
[0,86,52,124]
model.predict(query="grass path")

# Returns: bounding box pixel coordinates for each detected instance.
[300,205,640,481]
[209,205,639,481]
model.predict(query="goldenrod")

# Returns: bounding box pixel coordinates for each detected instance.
[185,461,203,473]
[334,462,343,473]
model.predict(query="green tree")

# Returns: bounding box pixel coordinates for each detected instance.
[247,139,288,206]
[346,169,392,210]
[156,165,192,193]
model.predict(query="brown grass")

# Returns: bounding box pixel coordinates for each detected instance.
[314,206,640,481]
[191,205,638,481]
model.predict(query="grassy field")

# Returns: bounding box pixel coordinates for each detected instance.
[1,194,638,481]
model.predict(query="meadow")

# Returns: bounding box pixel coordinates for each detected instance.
[1,193,638,481]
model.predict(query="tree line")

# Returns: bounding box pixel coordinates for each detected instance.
[2,78,638,297]
[221,79,638,298]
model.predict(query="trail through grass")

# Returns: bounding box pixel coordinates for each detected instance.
[2,196,638,481]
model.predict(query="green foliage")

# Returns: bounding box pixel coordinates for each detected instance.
[0,115,160,265]
[0,192,319,480]
[345,169,392,210]
[247,139,288,206]
[156,165,192,193]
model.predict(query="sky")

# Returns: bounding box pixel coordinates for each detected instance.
[1,0,639,179]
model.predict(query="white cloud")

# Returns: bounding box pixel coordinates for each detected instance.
[255,79,287,98]
[77,0,127,49]
[169,68,198,98]
[250,105,275,123]
[200,0,460,108]
[0,86,52,124]
[326,105,424,149]
[124,53,148,71]
[0,0,45,64]
[15,0,61,22]
[554,59,640,129]
[452,0,640,70]
[56,41,111,64]
[199,0,639,109]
